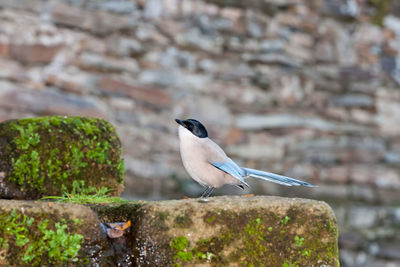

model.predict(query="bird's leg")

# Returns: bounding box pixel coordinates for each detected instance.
[200,186,216,198]
[203,187,215,198]
[200,186,210,198]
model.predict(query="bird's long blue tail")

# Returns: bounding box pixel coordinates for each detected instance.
[242,168,317,187]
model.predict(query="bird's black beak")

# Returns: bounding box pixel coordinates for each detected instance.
[175,119,185,126]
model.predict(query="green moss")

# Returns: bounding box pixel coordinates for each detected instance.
[170,236,193,264]
[281,235,315,266]
[89,202,143,223]
[0,116,124,198]
[170,236,222,265]
[282,261,298,267]
[174,213,193,228]
[369,0,393,26]
[294,236,304,247]
[242,218,269,265]
[205,215,216,224]
[151,211,170,231]
[280,215,291,225]
[72,218,84,226]
[0,209,84,265]
[166,208,339,266]
[158,211,169,222]
[171,236,189,251]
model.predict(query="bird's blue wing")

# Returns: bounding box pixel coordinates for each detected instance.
[210,159,249,187]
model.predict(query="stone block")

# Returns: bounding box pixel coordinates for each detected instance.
[0,199,112,266]
[331,94,374,108]
[50,2,130,36]
[10,44,63,64]
[45,70,96,95]
[0,116,124,199]
[0,87,108,118]
[348,206,377,228]
[376,95,400,137]
[235,113,369,134]
[0,42,9,57]
[133,196,339,266]
[98,77,171,107]
[0,0,41,13]
[0,196,339,266]
[77,52,139,74]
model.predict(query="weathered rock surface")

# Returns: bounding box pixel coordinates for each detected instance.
[133,196,339,266]
[0,196,338,266]
[0,116,124,199]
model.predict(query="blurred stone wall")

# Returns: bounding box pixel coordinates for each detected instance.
[0,0,399,266]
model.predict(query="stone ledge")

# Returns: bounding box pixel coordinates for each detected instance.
[133,196,339,266]
[0,196,339,266]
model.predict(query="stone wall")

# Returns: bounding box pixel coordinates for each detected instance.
[0,0,399,266]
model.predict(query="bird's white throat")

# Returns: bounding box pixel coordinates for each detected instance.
[178,125,198,141]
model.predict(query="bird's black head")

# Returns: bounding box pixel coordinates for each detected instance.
[175,118,208,138]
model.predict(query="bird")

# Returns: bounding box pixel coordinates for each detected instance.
[175,118,316,198]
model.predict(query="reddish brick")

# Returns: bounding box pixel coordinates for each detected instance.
[98,77,171,107]
[0,88,107,119]
[225,127,245,145]
[0,43,9,57]
[10,44,63,64]
[45,72,96,95]
[50,3,130,36]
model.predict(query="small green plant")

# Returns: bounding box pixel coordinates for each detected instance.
[11,150,41,188]
[23,219,83,264]
[170,236,193,264]
[72,218,84,226]
[205,215,216,224]
[283,235,312,265]
[280,215,291,225]
[9,123,42,189]
[302,249,311,257]
[195,251,215,261]
[282,261,299,267]
[294,236,304,247]
[242,217,268,265]
[171,236,189,251]
[0,209,83,264]
[13,124,40,150]
[41,180,129,204]
[0,209,33,249]
[245,217,265,238]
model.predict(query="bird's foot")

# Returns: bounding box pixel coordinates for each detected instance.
[200,186,215,198]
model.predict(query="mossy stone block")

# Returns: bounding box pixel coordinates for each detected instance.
[0,116,124,199]
[132,196,339,267]
[0,199,113,266]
